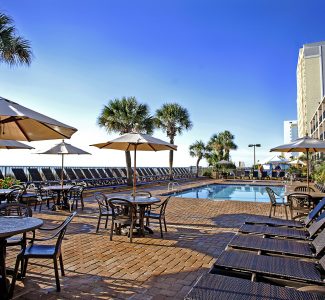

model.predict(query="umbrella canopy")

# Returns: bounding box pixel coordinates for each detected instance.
[288,158,306,166]
[0,140,34,149]
[38,140,90,186]
[91,132,177,194]
[264,155,289,165]
[0,96,77,141]
[270,135,325,187]
[92,132,177,151]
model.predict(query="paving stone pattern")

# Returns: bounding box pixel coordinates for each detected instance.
[8,179,288,299]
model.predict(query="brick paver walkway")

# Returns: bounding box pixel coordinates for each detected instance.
[8,178,288,299]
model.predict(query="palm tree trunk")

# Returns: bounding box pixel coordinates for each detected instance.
[125,150,133,186]
[196,158,201,178]
[169,137,174,180]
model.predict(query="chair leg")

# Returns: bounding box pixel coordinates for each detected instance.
[110,220,114,241]
[129,222,133,243]
[105,216,109,229]
[163,217,167,232]
[22,257,29,277]
[53,258,61,292]
[59,253,65,276]
[268,205,273,217]
[159,218,163,238]
[96,215,101,233]
[81,198,84,210]
[273,205,276,216]
[8,253,22,298]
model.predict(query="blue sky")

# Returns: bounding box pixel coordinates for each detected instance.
[0,0,324,168]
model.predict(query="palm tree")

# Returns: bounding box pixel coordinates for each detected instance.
[97,97,154,185]
[0,12,32,66]
[207,131,237,168]
[189,140,206,177]
[218,130,237,160]
[155,103,193,179]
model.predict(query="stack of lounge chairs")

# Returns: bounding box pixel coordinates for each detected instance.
[185,198,325,299]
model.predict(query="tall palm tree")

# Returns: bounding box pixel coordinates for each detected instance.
[0,12,32,66]
[97,97,154,185]
[207,131,237,167]
[218,130,237,160]
[155,103,193,179]
[189,140,206,178]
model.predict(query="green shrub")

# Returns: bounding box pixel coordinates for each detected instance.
[313,163,325,183]
[203,169,212,177]
[0,177,21,189]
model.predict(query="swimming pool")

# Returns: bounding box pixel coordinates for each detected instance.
[170,184,285,202]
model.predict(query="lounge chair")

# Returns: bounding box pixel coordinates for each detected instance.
[212,249,325,286]
[105,168,121,185]
[228,228,325,258]
[27,168,44,183]
[41,168,58,183]
[112,168,127,184]
[82,168,98,186]
[12,168,29,183]
[185,273,325,300]
[245,197,325,228]
[64,168,78,181]
[239,211,325,240]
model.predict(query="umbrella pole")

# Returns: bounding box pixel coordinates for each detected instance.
[61,154,64,188]
[307,150,309,189]
[133,145,137,196]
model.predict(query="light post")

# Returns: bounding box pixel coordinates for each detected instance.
[248,144,261,169]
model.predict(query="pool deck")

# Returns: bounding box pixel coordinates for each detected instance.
[9,178,289,299]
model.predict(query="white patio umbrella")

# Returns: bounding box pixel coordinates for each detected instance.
[270,135,325,188]
[264,155,289,165]
[90,132,177,195]
[37,140,90,187]
[0,96,77,141]
[0,140,34,150]
[288,158,306,166]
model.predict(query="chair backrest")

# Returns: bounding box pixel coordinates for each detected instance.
[308,211,325,238]
[311,229,325,256]
[28,168,43,182]
[82,169,94,179]
[104,168,114,178]
[320,254,325,272]
[0,169,4,179]
[287,193,312,210]
[89,169,100,179]
[94,192,110,213]
[69,185,84,199]
[159,196,171,216]
[12,168,29,182]
[65,168,77,180]
[41,168,56,181]
[304,197,325,226]
[131,191,152,198]
[0,202,32,217]
[54,211,77,254]
[97,168,107,178]
[55,168,68,180]
[73,168,86,180]
[265,187,277,205]
[294,186,315,192]
[107,198,137,220]
[6,187,24,203]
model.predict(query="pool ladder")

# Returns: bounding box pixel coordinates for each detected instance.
[168,181,180,191]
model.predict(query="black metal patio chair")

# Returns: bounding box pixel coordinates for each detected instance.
[107,198,137,243]
[94,192,112,233]
[144,196,171,238]
[13,212,77,292]
[287,193,314,220]
[266,186,289,219]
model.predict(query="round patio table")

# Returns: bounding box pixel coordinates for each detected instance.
[42,185,74,209]
[106,195,160,236]
[0,217,43,299]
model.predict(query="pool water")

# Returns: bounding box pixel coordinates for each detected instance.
[171,184,285,202]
